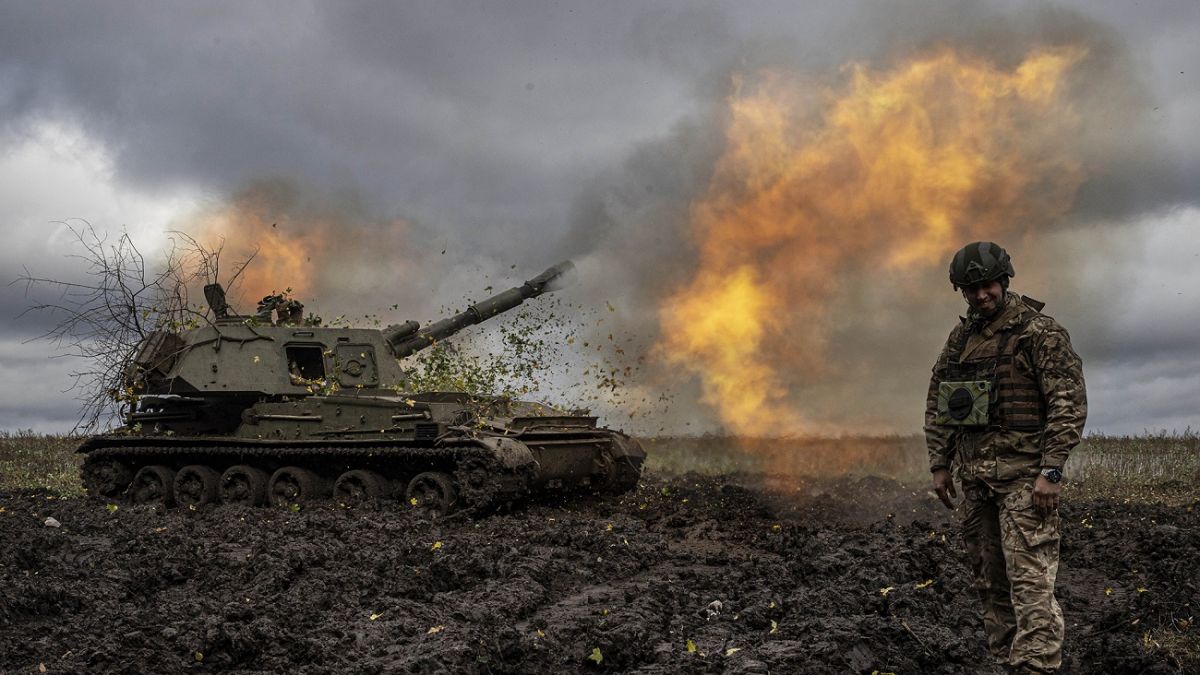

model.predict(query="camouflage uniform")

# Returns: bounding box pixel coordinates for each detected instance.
[925,292,1087,672]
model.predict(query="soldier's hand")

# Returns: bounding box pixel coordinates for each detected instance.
[932,469,957,510]
[1032,475,1062,515]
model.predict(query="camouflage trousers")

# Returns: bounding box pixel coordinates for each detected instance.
[961,477,1064,671]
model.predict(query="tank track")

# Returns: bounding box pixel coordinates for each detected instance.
[80,442,528,509]
[81,442,489,462]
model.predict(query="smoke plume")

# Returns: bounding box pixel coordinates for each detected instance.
[567,5,1162,438]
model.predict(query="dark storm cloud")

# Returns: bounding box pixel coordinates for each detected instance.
[0,338,91,431]
[0,1,737,264]
[0,0,1197,433]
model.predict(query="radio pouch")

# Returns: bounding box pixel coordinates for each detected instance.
[935,380,991,426]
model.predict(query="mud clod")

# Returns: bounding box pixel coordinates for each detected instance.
[1,476,1196,673]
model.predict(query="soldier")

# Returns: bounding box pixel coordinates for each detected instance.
[925,241,1087,673]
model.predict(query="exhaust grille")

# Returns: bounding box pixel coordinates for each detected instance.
[414,423,439,441]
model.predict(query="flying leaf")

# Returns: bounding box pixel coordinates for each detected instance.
[106,503,119,513]
[879,586,895,596]
[370,612,384,621]
[914,579,934,589]
[428,625,444,634]
[725,647,742,656]
[686,639,697,653]
[431,541,443,551]
[770,620,778,634]
[588,647,603,664]
[1105,587,1113,596]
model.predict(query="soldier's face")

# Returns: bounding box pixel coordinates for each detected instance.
[962,280,1004,317]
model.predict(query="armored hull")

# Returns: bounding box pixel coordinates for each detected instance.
[77,261,645,514]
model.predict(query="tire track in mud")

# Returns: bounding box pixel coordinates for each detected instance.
[0,476,1196,674]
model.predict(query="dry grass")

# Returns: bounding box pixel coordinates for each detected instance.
[1066,431,1200,502]
[644,431,1200,503]
[0,430,84,496]
[1143,625,1200,671]
[643,434,927,479]
[2,429,1197,503]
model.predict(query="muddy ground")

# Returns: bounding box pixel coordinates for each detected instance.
[1,474,1196,674]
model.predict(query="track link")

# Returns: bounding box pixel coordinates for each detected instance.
[80,442,525,509]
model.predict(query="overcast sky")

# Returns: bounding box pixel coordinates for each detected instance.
[1,0,1197,435]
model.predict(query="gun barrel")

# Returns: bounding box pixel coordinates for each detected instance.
[389,260,574,358]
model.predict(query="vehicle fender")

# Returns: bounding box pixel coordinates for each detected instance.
[472,436,537,469]
[606,433,647,461]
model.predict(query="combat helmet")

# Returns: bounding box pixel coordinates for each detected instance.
[948,241,1014,290]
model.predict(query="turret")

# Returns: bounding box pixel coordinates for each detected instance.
[385,260,574,358]
[122,260,575,401]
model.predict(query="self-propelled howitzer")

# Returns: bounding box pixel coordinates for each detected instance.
[78,260,644,515]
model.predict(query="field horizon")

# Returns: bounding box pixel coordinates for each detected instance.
[4,429,1196,503]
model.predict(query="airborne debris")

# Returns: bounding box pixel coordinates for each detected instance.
[73,259,645,514]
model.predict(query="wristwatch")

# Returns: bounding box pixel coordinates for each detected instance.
[1039,467,1062,484]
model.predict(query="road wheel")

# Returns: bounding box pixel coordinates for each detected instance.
[129,465,177,506]
[268,466,327,507]
[405,471,458,517]
[333,469,388,506]
[600,455,643,495]
[82,458,133,498]
[174,465,221,507]
[220,465,269,506]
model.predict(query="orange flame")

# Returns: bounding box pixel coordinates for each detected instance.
[658,46,1087,436]
[191,205,327,302]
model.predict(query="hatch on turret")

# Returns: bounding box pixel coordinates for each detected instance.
[332,343,379,387]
